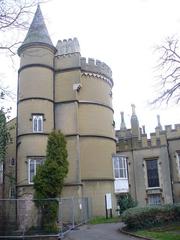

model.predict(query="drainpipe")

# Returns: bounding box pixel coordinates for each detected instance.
[166,135,175,203]
[130,136,137,201]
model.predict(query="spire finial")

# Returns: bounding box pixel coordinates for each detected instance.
[120,112,126,130]
[131,104,136,115]
[157,114,162,130]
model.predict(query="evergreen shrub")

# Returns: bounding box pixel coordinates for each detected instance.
[117,193,137,214]
[122,203,180,230]
[33,130,68,232]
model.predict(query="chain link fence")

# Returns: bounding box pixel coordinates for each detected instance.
[0,197,91,239]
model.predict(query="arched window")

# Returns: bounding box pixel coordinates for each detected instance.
[33,115,43,132]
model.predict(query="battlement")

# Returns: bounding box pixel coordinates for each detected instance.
[80,57,112,80]
[116,122,180,152]
[55,38,112,80]
[56,37,80,56]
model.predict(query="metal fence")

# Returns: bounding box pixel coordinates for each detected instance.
[0,197,91,239]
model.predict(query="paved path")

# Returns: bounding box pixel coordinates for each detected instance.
[63,223,142,240]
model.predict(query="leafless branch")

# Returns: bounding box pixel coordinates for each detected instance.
[0,0,50,55]
[152,37,180,105]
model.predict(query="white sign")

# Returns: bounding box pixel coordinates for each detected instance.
[105,193,112,209]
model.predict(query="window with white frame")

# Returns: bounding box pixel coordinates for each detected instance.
[28,158,44,184]
[0,162,3,184]
[33,115,43,133]
[146,159,159,188]
[148,194,161,205]
[113,156,128,179]
[176,152,180,175]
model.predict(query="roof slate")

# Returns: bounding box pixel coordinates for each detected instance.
[18,5,54,54]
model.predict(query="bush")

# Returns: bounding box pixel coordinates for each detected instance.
[33,131,68,232]
[122,203,180,230]
[117,193,137,214]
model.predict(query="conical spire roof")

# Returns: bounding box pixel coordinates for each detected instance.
[18,5,55,55]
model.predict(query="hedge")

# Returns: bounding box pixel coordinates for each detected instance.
[122,203,180,230]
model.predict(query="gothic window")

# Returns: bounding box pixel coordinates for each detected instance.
[9,186,16,199]
[113,156,128,179]
[28,157,44,184]
[33,115,43,133]
[146,159,159,188]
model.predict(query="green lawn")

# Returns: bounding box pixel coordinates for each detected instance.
[135,223,180,240]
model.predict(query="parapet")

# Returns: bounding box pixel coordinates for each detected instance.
[56,38,80,56]
[81,57,112,80]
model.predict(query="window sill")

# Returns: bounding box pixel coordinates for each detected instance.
[146,187,162,194]
[146,187,161,190]
[114,178,128,180]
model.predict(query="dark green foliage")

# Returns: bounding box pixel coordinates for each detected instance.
[122,204,180,230]
[117,193,137,214]
[33,130,69,232]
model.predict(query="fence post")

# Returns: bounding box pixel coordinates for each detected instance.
[58,198,63,238]
[72,197,75,228]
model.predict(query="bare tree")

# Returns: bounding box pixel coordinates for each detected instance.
[152,37,180,105]
[0,0,49,55]
[0,0,49,104]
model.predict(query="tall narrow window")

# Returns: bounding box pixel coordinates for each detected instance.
[113,156,128,179]
[28,158,44,184]
[33,115,43,132]
[9,186,16,199]
[177,152,180,175]
[146,159,159,188]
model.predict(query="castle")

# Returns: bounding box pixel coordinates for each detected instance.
[116,107,180,206]
[0,6,180,217]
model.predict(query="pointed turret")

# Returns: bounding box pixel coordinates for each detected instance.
[131,104,140,138]
[18,5,55,55]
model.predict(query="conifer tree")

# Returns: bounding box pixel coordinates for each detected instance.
[33,130,68,232]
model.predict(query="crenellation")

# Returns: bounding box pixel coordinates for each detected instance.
[80,57,112,80]
[150,133,157,146]
[88,58,95,65]
[56,37,80,56]
[141,134,148,148]
[80,57,86,66]
[165,125,172,132]
[175,124,180,130]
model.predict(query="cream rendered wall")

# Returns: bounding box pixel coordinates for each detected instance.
[80,138,115,179]
[55,103,77,135]
[18,68,53,101]
[168,139,180,202]
[17,45,54,196]
[79,105,114,137]
[20,47,54,67]
[55,71,80,102]
[17,135,48,186]
[79,75,112,108]
[82,181,116,216]
[18,100,54,135]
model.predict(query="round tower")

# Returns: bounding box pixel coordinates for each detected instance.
[55,39,116,215]
[17,5,56,197]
